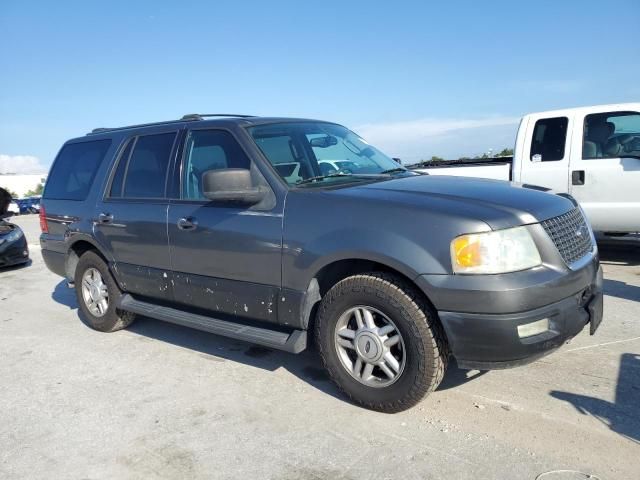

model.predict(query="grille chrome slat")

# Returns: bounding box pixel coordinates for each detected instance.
[541,208,593,265]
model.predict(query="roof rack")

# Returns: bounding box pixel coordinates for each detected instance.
[180,113,255,121]
[88,113,255,135]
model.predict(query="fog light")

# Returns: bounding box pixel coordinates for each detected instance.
[517,318,549,338]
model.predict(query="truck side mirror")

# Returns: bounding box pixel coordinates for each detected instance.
[202,169,267,205]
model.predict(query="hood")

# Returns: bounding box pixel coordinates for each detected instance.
[333,175,575,230]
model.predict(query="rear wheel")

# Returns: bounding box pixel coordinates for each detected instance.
[316,272,448,413]
[74,251,135,332]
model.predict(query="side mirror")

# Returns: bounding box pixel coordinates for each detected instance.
[392,157,403,165]
[202,169,266,205]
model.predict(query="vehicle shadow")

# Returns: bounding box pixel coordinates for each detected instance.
[550,353,640,444]
[51,280,482,407]
[597,241,640,267]
[0,259,32,273]
[604,278,640,302]
[437,359,488,391]
[52,281,346,399]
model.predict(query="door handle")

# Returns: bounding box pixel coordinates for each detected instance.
[98,213,114,224]
[177,217,198,231]
[571,170,585,186]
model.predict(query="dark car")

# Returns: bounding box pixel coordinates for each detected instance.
[0,188,30,268]
[39,114,603,412]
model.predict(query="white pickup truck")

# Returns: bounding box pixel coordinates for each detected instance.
[415,103,640,233]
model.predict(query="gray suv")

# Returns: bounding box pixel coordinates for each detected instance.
[40,114,603,412]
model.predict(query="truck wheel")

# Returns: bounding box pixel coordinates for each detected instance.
[74,251,136,332]
[316,272,448,413]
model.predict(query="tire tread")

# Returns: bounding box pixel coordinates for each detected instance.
[315,272,448,413]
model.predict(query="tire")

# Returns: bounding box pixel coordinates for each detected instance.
[315,272,448,413]
[74,251,136,332]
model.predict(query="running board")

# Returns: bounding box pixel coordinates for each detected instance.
[117,294,307,353]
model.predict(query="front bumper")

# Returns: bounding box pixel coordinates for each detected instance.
[418,256,603,370]
[0,237,29,268]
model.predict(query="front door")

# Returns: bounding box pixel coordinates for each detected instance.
[167,128,283,324]
[569,109,640,232]
[94,130,179,299]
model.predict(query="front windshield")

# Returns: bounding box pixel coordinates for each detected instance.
[248,122,408,186]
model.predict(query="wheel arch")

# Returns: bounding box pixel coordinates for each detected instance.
[65,237,111,283]
[303,256,442,336]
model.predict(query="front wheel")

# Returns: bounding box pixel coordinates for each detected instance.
[316,273,448,413]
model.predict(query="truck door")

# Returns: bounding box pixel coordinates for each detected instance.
[94,130,178,299]
[518,115,572,193]
[569,110,640,232]
[167,128,283,325]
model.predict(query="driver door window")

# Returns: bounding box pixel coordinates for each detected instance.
[182,129,250,200]
[583,111,640,159]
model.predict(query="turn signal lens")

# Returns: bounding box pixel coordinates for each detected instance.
[452,236,482,268]
[450,226,541,274]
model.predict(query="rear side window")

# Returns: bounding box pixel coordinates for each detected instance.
[530,117,568,162]
[44,140,112,200]
[118,133,176,198]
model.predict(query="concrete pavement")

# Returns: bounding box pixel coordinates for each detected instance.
[1,215,639,479]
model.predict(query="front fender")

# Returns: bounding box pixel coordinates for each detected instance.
[283,226,449,292]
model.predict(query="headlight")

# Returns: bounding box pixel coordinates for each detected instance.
[3,229,24,243]
[450,226,541,274]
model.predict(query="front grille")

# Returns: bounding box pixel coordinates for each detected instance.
[541,208,593,265]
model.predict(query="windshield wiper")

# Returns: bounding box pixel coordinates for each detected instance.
[296,173,353,185]
[379,167,407,175]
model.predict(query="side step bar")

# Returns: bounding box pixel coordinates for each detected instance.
[117,294,307,353]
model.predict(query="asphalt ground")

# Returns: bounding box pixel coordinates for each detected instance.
[1,215,638,479]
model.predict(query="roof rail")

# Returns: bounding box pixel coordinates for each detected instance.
[88,118,194,135]
[180,113,255,121]
[88,114,255,135]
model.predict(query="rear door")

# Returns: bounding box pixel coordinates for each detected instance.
[569,109,640,232]
[517,115,572,192]
[94,129,179,299]
[167,128,283,324]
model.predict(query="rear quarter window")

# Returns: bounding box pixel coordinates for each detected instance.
[530,117,568,162]
[44,139,112,200]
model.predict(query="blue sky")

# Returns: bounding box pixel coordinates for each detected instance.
[1,0,639,172]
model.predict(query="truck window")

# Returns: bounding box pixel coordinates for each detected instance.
[120,132,176,198]
[530,117,568,162]
[182,129,250,200]
[583,111,640,159]
[44,139,112,201]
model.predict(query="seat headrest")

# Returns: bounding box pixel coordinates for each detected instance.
[606,121,615,135]
[587,122,611,143]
